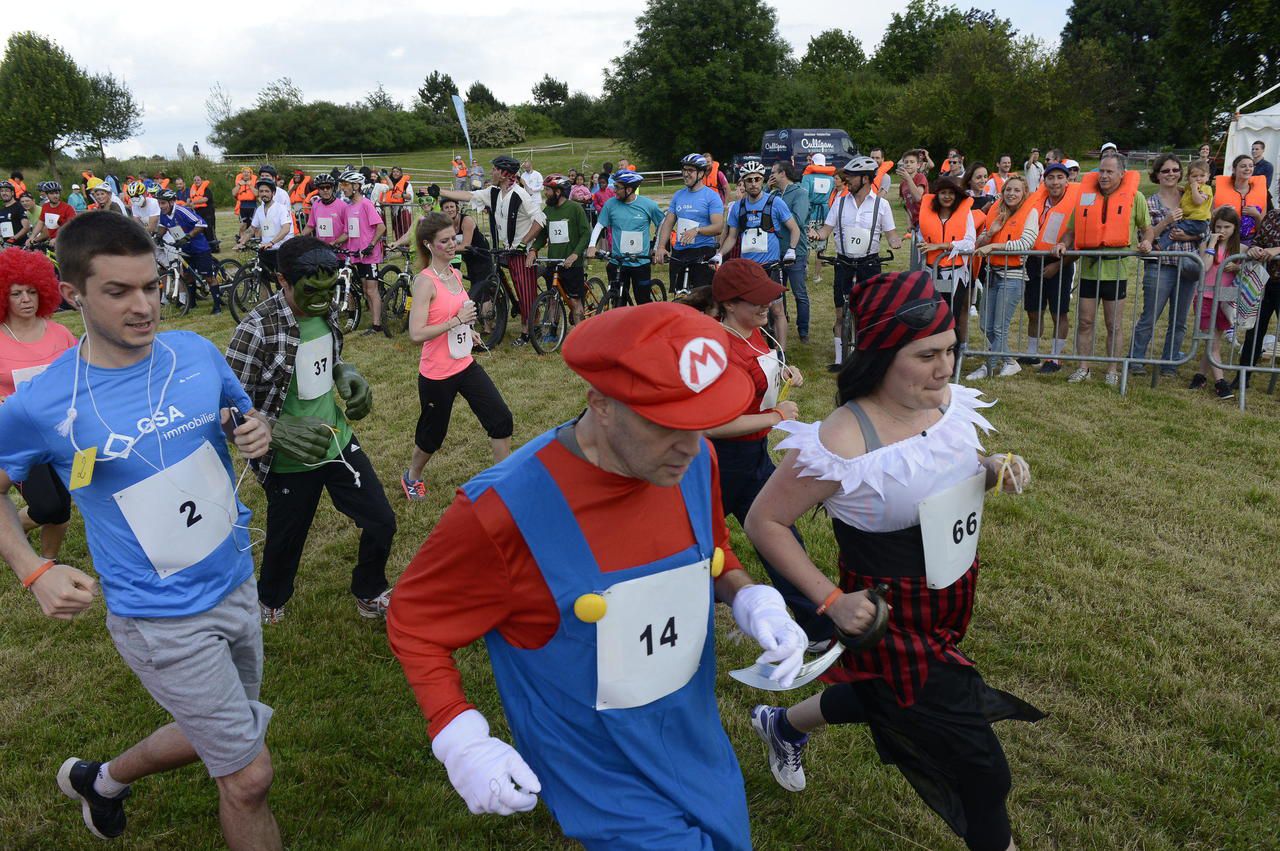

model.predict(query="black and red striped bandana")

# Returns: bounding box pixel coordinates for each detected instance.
[852,271,955,351]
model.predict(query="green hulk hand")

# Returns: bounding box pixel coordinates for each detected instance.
[271,415,333,465]
[333,363,372,420]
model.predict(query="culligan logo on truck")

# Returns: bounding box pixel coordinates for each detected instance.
[800,138,835,151]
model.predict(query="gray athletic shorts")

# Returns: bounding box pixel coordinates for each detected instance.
[106,578,272,778]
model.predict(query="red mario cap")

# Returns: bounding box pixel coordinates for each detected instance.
[562,303,755,430]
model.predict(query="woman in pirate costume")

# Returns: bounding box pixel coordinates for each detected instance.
[743,270,1043,851]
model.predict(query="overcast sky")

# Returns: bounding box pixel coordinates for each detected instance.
[4,0,1066,159]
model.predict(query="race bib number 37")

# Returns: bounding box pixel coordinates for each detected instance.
[595,559,710,710]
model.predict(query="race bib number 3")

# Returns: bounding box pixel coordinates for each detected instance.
[917,472,986,589]
[595,559,710,710]
[347,216,361,239]
[742,228,769,254]
[112,441,236,579]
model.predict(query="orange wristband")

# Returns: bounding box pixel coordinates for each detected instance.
[816,587,844,615]
[22,559,55,589]
[769,407,789,423]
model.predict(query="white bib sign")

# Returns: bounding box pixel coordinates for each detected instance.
[11,363,50,388]
[917,472,986,590]
[742,227,769,254]
[595,558,710,710]
[548,219,570,244]
[0,221,13,238]
[447,308,474,360]
[758,351,782,411]
[347,215,361,239]
[43,213,60,230]
[619,230,644,254]
[812,176,832,195]
[841,226,873,258]
[316,217,334,238]
[676,216,700,241]
[295,332,335,400]
[112,441,236,579]
[167,225,185,242]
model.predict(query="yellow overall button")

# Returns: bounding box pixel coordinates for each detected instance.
[711,547,725,578]
[574,593,607,623]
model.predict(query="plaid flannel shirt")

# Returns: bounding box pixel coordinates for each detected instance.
[224,289,344,481]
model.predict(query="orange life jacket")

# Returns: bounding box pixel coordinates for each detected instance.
[918,195,974,269]
[1213,174,1267,216]
[11,179,27,196]
[457,162,468,177]
[705,161,723,198]
[871,160,895,193]
[235,175,256,202]
[302,188,320,215]
[1029,183,1081,251]
[1074,170,1141,249]
[188,179,210,209]
[386,174,411,204]
[803,164,836,176]
[980,198,1036,268]
[288,175,312,204]
[940,159,952,174]
[987,174,1006,195]
[969,206,991,279]
[157,178,170,190]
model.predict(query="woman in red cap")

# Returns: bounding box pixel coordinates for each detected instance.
[702,259,831,645]
[743,271,1042,851]
[0,248,77,558]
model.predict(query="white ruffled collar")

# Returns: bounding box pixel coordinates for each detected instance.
[774,384,995,498]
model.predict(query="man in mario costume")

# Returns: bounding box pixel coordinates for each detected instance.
[388,301,810,850]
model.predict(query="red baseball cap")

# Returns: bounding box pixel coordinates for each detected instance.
[563,303,754,430]
[712,258,784,305]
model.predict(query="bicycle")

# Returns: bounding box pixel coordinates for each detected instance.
[227,240,275,323]
[529,259,606,355]
[156,239,234,321]
[464,247,527,350]
[760,258,794,346]
[664,252,720,298]
[818,248,895,367]
[379,245,417,335]
[590,252,668,310]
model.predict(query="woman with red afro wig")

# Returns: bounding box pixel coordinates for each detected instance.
[1,246,78,559]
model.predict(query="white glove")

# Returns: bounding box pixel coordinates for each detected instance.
[431,709,541,816]
[710,252,723,265]
[731,584,808,687]
[783,248,796,262]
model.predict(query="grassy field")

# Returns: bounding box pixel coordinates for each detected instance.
[1,185,1279,850]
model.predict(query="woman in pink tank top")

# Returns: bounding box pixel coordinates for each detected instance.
[400,213,514,501]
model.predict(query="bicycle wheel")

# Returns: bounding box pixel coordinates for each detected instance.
[337,284,363,334]
[158,271,191,321]
[840,307,855,367]
[228,271,267,323]
[646,280,668,303]
[470,273,508,349]
[588,276,612,311]
[529,291,566,354]
[378,266,404,336]
[584,277,607,318]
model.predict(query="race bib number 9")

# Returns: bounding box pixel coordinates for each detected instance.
[112,441,236,579]
[595,559,710,710]
[619,230,644,254]
[917,472,986,589]
[812,177,832,195]
[548,220,570,244]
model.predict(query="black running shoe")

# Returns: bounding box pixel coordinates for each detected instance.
[57,758,130,839]
[1214,379,1234,399]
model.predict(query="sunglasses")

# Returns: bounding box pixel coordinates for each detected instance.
[1159,168,1182,174]
[895,297,942,329]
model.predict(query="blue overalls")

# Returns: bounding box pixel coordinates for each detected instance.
[462,428,751,850]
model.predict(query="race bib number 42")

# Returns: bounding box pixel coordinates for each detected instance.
[595,559,710,710]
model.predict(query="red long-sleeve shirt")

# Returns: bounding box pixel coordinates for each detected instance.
[387,438,742,738]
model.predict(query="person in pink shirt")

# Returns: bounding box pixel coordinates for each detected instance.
[0,249,77,558]
[302,173,348,248]
[400,212,512,500]
[1191,207,1242,399]
[338,171,388,336]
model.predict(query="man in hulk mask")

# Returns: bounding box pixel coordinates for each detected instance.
[226,236,397,624]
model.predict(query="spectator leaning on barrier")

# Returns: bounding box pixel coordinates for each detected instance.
[1127,154,1202,376]
[1237,208,1280,388]
[917,175,977,346]
[1067,151,1152,387]
[1213,155,1266,245]
[968,175,1039,379]
[1021,162,1080,373]
[1024,148,1044,193]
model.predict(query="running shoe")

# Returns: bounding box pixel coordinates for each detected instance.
[1214,379,1234,399]
[965,364,990,380]
[1016,356,1041,365]
[750,705,807,792]
[259,602,286,625]
[57,758,130,839]
[356,588,393,619]
[512,334,530,347]
[997,360,1022,377]
[1188,373,1208,390]
[1038,360,1062,374]
[401,470,427,502]
[1104,371,1120,387]
[1067,367,1091,383]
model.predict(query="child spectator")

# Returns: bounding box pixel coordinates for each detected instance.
[1176,160,1213,242]
[1191,206,1241,398]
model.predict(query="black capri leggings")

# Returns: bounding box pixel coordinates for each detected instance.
[18,463,72,526]
[415,363,513,454]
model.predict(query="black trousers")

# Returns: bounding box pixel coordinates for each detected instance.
[18,463,71,525]
[259,436,396,608]
[711,438,832,642]
[1240,280,1280,372]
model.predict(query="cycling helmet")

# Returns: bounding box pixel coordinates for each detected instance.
[0,180,13,192]
[255,176,277,190]
[86,179,110,194]
[39,181,62,193]
[680,153,709,170]
[312,173,336,188]
[491,155,520,173]
[338,170,364,186]
[543,173,569,190]
[841,155,878,176]
[127,181,147,198]
[258,163,277,176]
[156,189,178,201]
[739,160,767,178]
[613,170,644,187]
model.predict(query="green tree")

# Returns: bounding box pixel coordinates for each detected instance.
[366,83,399,111]
[799,30,866,75]
[74,72,142,171]
[0,32,93,175]
[464,82,504,119]
[255,77,303,111]
[471,111,525,147]
[604,0,791,164]
[415,71,458,115]
[532,75,569,109]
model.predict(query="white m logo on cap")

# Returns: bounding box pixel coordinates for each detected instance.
[679,337,727,393]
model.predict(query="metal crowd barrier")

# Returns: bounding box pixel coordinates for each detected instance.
[925,248,1205,396]
[1200,252,1280,411]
